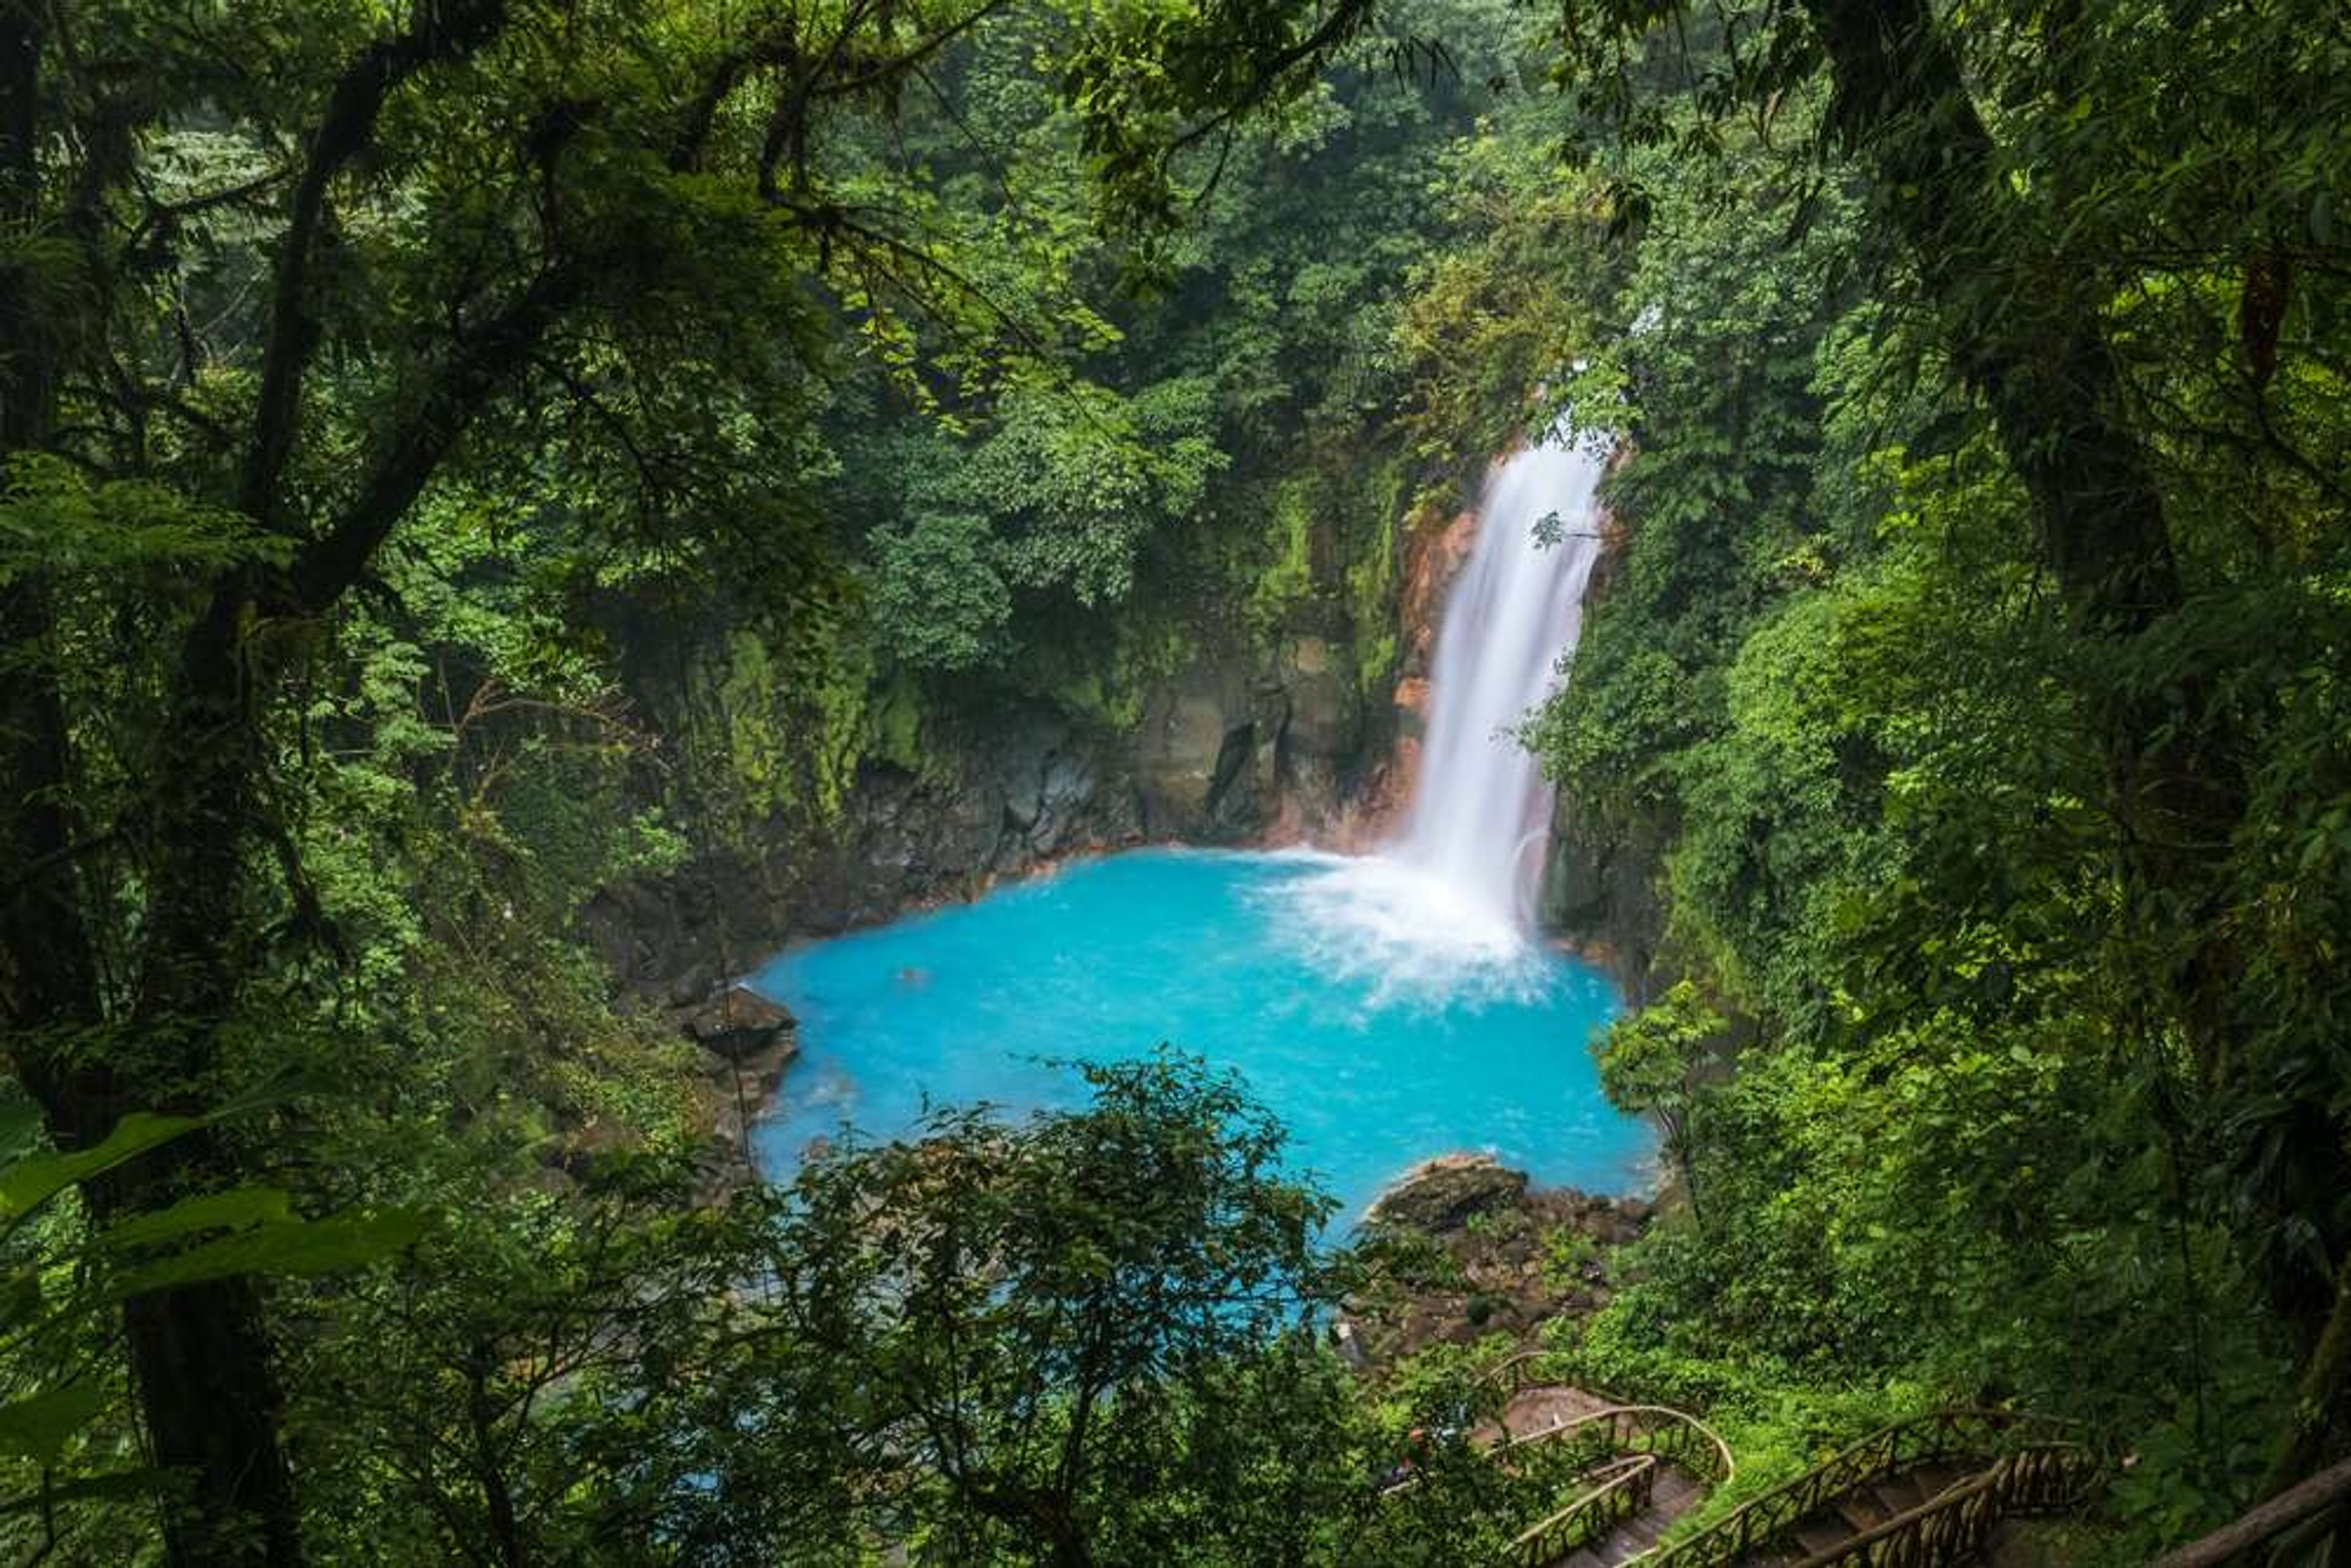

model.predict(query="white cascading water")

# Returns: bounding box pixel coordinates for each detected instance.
[1392,434,1606,926]
[1273,427,1607,1000]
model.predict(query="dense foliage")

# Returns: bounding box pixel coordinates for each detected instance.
[1501,2,2351,1555]
[1,0,2346,1563]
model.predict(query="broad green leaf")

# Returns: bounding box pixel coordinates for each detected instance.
[0,1113,199,1232]
[0,1381,106,1465]
[112,1210,430,1299]
[102,1186,296,1251]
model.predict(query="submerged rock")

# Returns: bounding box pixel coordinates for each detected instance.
[1367,1153,1529,1232]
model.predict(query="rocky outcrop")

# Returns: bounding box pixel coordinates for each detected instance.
[581,709,1147,992]
[680,986,797,1062]
[1538,786,1668,999]
[1347,1155,1656,1367]
[1368,1153,1531,1231]
[1329,499,1480,849]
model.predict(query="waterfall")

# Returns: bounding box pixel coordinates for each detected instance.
[1267,427,1607,1001]
[1392,435,1606,928]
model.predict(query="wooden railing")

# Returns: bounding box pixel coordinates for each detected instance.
[1483,1352,1734,1483]
[1784,1442,2104,1567]
[1499,1403,1737,1489]
[1475,1354,1737,1566]
[1506,1455,1658,1568]
[1485,1349,1572,1398]
[1630,1409,2101,1568]
[1476,1354,2109,1568]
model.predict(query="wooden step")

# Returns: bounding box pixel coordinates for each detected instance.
[1593,1527,1668,1567]
[1911,1461,1972,1501]
[1565,1476,1718,1566]
[1843,1484,1900,1531]
[1872,1472,1927,1515]
[1793,1518,1855,1557]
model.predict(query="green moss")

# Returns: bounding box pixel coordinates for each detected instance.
[868,671,937,778]
[679,620,874,838]
[1344,454,1406,696]
[1245,475,1320,636]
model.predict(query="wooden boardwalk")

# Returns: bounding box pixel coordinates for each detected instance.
[1475,1359,2102,1568]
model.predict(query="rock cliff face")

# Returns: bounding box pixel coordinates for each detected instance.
[1537,786,1667,999]
[1318,498,1478,851]
[582,625,1392,999]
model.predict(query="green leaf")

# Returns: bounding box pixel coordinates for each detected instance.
[102,1186,296,1251]
[0,1381,107,1465]
[112,1210,430,1299]
[0,1113,200,1233]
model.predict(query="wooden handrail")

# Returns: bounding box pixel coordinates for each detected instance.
[1496,1402,1736,1487]
[1478,1352,1733,1483]
[1780,1444,2102,1567]
[1507,1454,1659,1568]
[1472,1375,1737,1567]
[2147,1454,2351,1568]
[1628,1408,2100,1568]
[1483,1349,1563,1397]
[1476,1360,2104,1568]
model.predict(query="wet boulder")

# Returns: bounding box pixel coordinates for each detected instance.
[680,986,798,1064]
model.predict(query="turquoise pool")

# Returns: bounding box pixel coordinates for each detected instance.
[749,847,1649,1219]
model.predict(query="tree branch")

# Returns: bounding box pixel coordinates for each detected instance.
[287,258,590,615]
[2149,1453,2351,1568]
[238,0,509,524]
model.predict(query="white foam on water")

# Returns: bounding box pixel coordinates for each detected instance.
[1260,850,1551,1010]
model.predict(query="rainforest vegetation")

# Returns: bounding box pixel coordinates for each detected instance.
[1,0,2347,1564]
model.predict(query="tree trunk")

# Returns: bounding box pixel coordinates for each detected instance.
[110,578,311,1567]
[2,8,306,1558]
[122,1264,307,1567]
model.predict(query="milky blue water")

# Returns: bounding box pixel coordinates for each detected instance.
[748,847,1649,1220]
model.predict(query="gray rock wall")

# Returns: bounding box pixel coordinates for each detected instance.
[583,630,1384,999]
